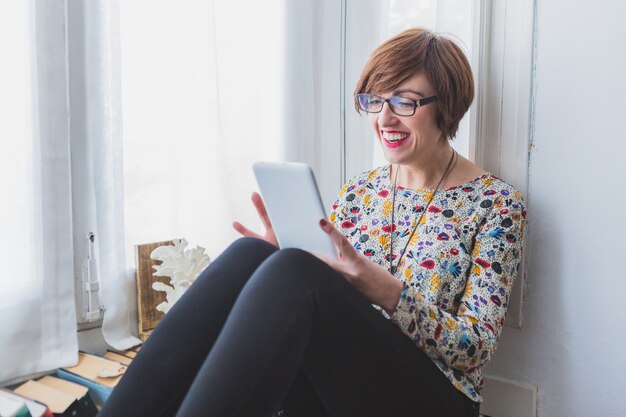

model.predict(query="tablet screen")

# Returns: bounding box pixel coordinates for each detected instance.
[253,161,337,259]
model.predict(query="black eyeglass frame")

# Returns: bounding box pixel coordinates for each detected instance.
[355,93,438,116]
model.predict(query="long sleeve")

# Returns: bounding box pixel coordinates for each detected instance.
[389,197,526,372]
[326,166,526,401]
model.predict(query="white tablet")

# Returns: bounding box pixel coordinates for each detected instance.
[253,161,337,259]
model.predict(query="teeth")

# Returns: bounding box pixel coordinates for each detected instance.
[383,132,409,142]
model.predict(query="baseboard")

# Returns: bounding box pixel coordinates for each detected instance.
[480,374,537,417]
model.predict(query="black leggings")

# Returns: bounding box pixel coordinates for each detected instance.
[98,237,479,417]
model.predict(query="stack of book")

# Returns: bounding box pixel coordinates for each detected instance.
[0,348,140,416]
[0,388,51,417]
[0,374,94,417]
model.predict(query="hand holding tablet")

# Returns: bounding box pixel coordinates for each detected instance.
[232,191,279,247]
[251,161,338,260]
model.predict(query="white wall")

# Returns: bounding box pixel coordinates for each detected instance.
[485,1,626,415]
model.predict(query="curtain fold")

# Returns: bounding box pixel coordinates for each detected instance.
[0,0,77,383]
[91,0,142,350]
[68,0,141,350]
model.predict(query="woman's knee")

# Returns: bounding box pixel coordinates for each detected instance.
[226,236,278,256]
[266,248,326,274]
[249,248,338,291]
[214,237,278,266]
[274,247,317,260]
[195,237,277,283]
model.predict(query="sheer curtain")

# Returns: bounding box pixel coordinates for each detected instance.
[0,1,77,383]
[2,0,291,354]
[119,0,286,261]
[89,0,288,348]
[67,0,142,350]
[74,0,305,350]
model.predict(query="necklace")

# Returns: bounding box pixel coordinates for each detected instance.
[388,148,457,274]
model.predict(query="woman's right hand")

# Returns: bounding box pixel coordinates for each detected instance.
[232,192,279,247]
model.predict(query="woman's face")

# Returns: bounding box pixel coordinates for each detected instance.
[368,72,443,166]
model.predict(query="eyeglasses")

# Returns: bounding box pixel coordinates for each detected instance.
[356,93,438,116]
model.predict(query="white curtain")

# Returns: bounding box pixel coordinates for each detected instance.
[0,1,78,383]
[72,0,294,350]
[119,0,287,261]
[67,0,142,350]
[83,0,289,348]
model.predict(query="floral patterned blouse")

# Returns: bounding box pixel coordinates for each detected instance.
[328,165,526,402]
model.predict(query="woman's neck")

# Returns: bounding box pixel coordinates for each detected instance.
[391,143,455,191]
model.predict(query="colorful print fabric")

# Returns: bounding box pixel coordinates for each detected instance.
[329,165,526,402]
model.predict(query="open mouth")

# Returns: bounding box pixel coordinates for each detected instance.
[381,131,410,147]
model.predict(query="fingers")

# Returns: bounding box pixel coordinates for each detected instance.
[232,221,262,240]
[318,218,356,260]
[251,192,272,230]
[233,192,278,246]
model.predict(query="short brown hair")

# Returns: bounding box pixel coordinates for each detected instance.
[354,28,474,139]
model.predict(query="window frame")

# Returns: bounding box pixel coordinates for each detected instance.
[470,0,534,328]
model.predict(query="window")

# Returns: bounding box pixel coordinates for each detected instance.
[119,1,287,261]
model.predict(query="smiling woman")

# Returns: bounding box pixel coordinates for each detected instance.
[343,0,475,179]
[98,27,525,417]
[355,29,474,141]
[354,30,484,192]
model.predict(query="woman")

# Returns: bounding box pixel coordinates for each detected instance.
[99,28,525,417]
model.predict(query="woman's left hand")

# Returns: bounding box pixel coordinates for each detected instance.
[316,218,404,314]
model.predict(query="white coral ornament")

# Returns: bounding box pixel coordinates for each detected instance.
[150,238,211,313]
